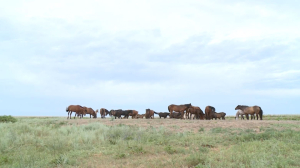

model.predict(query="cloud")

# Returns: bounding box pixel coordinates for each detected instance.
[1,0,300,115]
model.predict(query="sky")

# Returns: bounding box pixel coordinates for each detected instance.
[1,0,300,117]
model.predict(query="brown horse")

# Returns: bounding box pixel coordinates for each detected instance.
[136,114,145,119]
[235,105,263,120]
[145,109,155,119]
[129,110,139,119]
[100,108,109,118]
[66,105,87,119]
[205,106,215,120]
[85,108,97,118]
[168,103,192,119]
[170,112,183,119]
[212,112,226,120]
[187,106,204,120]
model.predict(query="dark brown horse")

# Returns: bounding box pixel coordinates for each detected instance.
[170,112,183,119]
[145,109,155,119]
[205,106,215,120]
[168,103,192,119]
[212,112,226,120]
[66,105,87,119]
[154,112,170,119]
[100,108,109,118]
[235,105,263,120]
[187,106,204,120]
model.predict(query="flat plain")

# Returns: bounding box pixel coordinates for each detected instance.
[1,115,300,168]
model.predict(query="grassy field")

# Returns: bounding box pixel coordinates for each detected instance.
[0,115,300,168]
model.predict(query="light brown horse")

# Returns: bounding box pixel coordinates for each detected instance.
[85,108,98,118]
[205,106,215,120]
[66,105,87,119]
[129,110,139,119]
[187,106,204,120]
[235,105,263,120]
[145,109,154,119]
[168,103,192,119]
[212,112,226,120]
[136,114,145,119]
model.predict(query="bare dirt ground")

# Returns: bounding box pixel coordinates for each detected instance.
[65,117,300,133]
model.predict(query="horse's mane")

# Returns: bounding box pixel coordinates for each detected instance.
[237,105,249,110]
[239,105,249,107]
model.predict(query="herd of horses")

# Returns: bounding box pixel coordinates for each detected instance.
[66,103,263,120]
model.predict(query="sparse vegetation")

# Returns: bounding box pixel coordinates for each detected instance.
[0,116,299,167]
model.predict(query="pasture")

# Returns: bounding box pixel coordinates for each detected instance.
[1,116,300,168]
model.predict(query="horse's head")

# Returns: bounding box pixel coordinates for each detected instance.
[105,109,110,116]
[235,105,241,110]
[186,103,192,108]
[110,110,115,115]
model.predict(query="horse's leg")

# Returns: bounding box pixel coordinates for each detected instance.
[246,114,249,120]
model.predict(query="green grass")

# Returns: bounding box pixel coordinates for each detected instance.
[0,117,299,167]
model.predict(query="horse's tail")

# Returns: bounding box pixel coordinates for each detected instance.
[66,106,69,112]
[154,112,158,114]
[168,106,171,112]
[259,107,263,120]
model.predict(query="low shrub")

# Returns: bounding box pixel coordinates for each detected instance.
[0,115,17,123]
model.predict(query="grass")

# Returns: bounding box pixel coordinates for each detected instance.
[0,117,299,167]
[226,114,300,121]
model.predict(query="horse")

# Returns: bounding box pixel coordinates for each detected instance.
[100,108,109,118]
[205,106,215,120]
[235,105,263,120]
[145,109,155,119]
[235,110,256,120]
[129,110,139,119]
[66,105,87,119]
[136,114,145,119]
[154,112,170,119]
[212,112,226,120]
[86,108,98,118]
[170,112,183,119]
[168,103,192,119]
[187,106,204,120]
[110,109,133,119]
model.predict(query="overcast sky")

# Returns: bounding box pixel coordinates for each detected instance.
[1,0,300,117]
